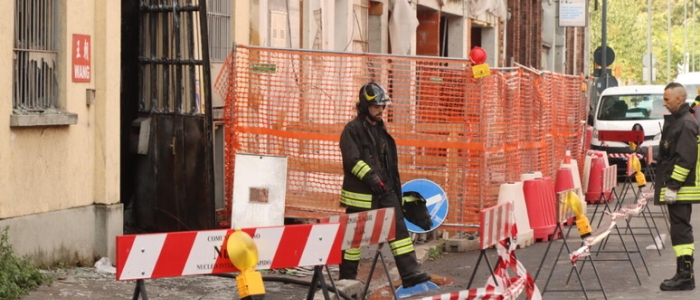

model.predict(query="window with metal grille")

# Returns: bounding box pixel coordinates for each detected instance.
[207,0,230,62]
[13,0,59,111]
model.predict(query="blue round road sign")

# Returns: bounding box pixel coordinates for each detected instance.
[401,179,449,233]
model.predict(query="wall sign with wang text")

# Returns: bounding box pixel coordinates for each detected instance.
[72,34,91,82]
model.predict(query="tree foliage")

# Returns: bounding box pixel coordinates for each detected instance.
[589,0,700,84]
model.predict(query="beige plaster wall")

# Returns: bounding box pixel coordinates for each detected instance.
[0,0,120,218]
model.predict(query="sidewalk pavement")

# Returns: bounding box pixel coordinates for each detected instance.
[22,184,700,299]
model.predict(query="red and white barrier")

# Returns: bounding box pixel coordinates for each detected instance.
[523,178,557,241]
[603,164,618,194]
[431,201,542,300]
[116,223,341,281]
[479,202,514,250]
[497,182,533,248]
[320,208,396,250]
[608,153,643,159]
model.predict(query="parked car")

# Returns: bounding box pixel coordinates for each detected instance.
[589,85,666,173]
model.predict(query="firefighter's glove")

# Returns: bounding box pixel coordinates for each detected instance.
[664,188,678,205]
[402,192,433,231]
[364,173,386,195]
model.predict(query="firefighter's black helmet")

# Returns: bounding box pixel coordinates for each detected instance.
[356,82,390,115]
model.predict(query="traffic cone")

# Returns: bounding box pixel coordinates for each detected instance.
[555,167,575,193]
[585,156,606,203]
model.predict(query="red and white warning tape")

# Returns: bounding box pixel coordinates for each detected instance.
[418,202,542,300]
[570,192,652,264]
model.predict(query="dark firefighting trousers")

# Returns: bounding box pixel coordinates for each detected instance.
[339,191,420,280]
[669,203,695,257]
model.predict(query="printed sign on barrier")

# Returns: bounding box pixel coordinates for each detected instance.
[401,179,449,233]
[116,223,341,281]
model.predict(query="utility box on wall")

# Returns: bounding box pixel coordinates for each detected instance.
[231,153,288,228]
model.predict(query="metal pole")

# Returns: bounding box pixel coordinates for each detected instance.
[683,0,687,73]
[647,0,652,84]
[693,0,696,72]
[574,27,578,75]
[667,0,671,82]
[601,0,608,89]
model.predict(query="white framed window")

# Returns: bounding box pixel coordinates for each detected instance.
[270,10,288,48]
[13,0,59,111]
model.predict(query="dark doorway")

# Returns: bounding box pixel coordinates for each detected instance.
[120,0,216,233]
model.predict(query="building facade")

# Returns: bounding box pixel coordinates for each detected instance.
[0,0,122,266]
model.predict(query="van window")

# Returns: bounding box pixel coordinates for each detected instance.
[597,94,664,121]
[683,84,699,101]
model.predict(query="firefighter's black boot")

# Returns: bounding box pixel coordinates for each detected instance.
[395,252,431,288]
[339,258,359,280]
[662,256,684,285]
[660,255,695,291]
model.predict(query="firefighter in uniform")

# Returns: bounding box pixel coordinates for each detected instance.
[656,82,700,291]
[338,82,431,288]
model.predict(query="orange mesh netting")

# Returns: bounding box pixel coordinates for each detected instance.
[215,45,586,231]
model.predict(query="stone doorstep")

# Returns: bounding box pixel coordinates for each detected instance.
[445,238,480,253]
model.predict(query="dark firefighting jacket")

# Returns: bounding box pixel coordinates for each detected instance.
[655,102,700,204]
[339,116,401,209]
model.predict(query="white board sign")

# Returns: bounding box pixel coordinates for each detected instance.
[231,153,288,228]
[559,0,587,27]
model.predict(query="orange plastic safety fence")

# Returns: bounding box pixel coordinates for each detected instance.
[215,45,587,231]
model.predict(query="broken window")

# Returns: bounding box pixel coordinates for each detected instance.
[13,0,59,111]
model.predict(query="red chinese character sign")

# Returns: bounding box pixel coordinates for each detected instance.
[72,34,91,82]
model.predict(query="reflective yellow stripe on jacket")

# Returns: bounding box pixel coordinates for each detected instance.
[340,189,372,209]
[671,165,691,183]
[660,186,700,202]
[351,160,371,180]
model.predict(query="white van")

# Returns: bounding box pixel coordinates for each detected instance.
[590,85,665,168]
[676,72,700,102]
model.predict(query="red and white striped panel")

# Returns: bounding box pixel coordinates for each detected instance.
[418,221,542,300]
[416,276,534,300]
[607,153,643,159]
[116,223,341,281]
[320,208,396,251]
[479,201,513,250]
[417,287,504,300]
[602,164,617,193]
